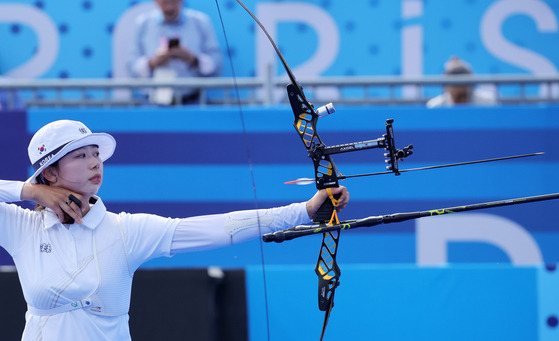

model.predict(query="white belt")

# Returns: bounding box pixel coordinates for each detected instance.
[28,298,104,316]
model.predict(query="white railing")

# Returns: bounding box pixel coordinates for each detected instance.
[0,74,557,109]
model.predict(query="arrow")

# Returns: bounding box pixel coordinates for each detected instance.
[285,152,544,184]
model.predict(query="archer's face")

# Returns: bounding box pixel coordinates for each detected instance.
[156,0,183,22]
[50,145,104,197]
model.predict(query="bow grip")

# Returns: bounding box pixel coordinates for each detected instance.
[313,192,342,224]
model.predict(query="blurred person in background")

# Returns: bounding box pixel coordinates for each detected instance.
[128,0,222,105]
[426,56,497,108]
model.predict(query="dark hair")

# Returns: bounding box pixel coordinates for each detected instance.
[443,57,473,76]
[34,160,60,211]
[445,66,472,75]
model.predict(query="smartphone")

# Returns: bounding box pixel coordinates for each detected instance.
[168,38,180,49]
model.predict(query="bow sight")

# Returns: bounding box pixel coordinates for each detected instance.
[288,86,414,190]
[314,116,413,178]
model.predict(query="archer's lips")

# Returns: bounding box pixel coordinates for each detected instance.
[90,174,102,184]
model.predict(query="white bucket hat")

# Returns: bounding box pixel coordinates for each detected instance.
[27,120,116,183]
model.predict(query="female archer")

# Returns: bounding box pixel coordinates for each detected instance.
[0,119,349,340]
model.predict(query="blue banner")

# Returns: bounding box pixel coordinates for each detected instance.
[246,264,558,341]
[1,104,558,267]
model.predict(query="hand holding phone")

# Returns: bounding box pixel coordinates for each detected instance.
[168,38,180,49]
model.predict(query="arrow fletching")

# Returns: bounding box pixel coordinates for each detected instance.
[284,178,315,185]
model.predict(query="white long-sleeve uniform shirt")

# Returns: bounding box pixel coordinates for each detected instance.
[0,180,309,340]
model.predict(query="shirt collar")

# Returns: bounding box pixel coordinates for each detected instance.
[43,196,107,230]
[155,9,186,26]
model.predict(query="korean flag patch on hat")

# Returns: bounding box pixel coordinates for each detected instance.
[27,120,116,183]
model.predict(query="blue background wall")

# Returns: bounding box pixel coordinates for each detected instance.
[247,264,558,341]
[1,0,558,82]
[1,104,558,339]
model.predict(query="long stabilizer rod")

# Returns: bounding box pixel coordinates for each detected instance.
[263,192,559,243]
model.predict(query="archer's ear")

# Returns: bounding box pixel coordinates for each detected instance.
[42,167,57,183]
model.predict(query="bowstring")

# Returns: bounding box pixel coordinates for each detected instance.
[213,1,271,340]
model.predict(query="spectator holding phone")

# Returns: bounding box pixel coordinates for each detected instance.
[128,0,222,104]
